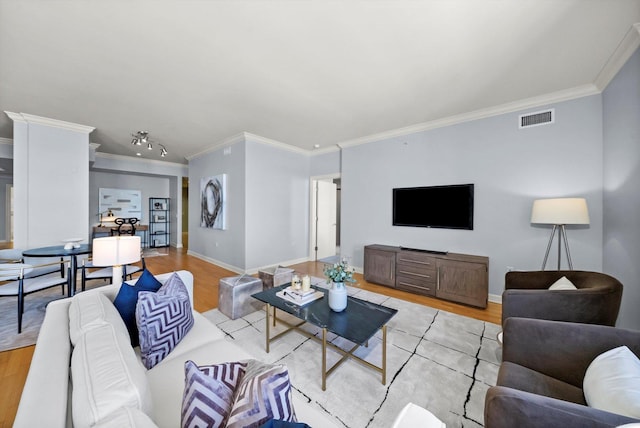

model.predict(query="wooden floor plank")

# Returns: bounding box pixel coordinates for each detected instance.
[0,247,501,426]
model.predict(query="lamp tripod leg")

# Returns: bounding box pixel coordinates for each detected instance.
[541,225,557,270]
[560,225,573,270]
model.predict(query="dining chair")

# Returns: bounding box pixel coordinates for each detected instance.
[79,256,145,291]
[0,248,65,279]
[0,260,69,333]
[111,217,139,236]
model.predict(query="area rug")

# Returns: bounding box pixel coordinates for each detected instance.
[203,281,501,428]
[0,279,110,352]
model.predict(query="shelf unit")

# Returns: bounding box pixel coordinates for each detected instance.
[149,197,170,248]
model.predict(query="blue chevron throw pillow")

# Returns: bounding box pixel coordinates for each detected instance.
[226,360,297,428]
[181,360,247,428]
[136,273,194,369]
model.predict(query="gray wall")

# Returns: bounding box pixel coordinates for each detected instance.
[310,150,340,177]
[188,141,247,271]
[188,136,310,272]
[603,48,640,330]
[89,171,171,243]
[341,95,604,300]
[245,138,310,270]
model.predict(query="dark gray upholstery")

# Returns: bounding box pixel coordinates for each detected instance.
[502,271,623,326]
[485,318,640,428]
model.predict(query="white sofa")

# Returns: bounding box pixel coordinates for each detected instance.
[14,270,339,428]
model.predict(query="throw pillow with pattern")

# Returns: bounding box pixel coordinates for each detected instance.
[181,360,247,428]
[226,360,297,428]
[136,272,194,369]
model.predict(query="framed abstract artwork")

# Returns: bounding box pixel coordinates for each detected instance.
[200,174,226,229]
[99,188,142,220]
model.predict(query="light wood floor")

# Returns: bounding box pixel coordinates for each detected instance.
[0,247,501,427]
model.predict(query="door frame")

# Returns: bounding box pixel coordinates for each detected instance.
[309,173,341,261]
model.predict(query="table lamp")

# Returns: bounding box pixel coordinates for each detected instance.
[92,236,141,286]
[531,197,590,270]
[98,209,116,227]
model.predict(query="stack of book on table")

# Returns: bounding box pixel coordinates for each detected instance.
[276,286,324,306]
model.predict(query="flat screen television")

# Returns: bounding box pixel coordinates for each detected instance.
[392,184,474,230]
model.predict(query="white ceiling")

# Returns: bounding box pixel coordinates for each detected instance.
[1,1,639,164]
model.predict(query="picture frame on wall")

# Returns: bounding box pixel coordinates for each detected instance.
[99,188,142,220]
[200,174,226,229]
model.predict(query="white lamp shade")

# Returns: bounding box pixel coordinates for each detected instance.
[92,236,141,266]
[531,198,590,225]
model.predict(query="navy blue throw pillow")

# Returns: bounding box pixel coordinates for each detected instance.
[113,269,162,346]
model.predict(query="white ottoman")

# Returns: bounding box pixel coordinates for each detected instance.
[218,275,264,320]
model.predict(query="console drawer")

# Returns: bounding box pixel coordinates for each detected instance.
[396,263,436,278]
[396,274,436,296]
[396,251,437,268]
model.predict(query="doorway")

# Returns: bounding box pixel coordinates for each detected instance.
[309,175,340,262]
[182,177,189,250]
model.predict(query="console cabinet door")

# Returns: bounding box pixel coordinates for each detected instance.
[436,259,488,308]
[364,248,396,287]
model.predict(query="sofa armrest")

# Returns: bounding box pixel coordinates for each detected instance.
[485,386,638,428]
[502,318,640,388]
[14,299,72,428]
[501,289,619,326]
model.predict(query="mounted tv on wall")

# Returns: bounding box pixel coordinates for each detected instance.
[392,184,474,230]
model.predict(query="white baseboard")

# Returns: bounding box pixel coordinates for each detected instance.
[186,250,244,274]
[246,257,311,275]
[488,293,502,304]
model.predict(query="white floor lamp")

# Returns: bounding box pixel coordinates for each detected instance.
[92,236,141,287]
[531,198,590,270]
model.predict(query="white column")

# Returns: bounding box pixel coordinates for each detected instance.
[5,112,94,248]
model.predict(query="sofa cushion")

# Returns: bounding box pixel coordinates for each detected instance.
[114,268,163,346]
[146,340,254,428]
[71,322,152,427]
[137,272,194,369]
[548,276,577,290]
[181,360,247,428]
[584,345,640,418]
[69,290,129,346]
[92,407,158,428]
[226,360,296,428]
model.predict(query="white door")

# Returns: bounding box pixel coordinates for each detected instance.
[314,180,337,261]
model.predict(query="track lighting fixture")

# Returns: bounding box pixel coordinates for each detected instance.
[129,131,168,158]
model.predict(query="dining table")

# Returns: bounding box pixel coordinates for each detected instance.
[22,244,92,297]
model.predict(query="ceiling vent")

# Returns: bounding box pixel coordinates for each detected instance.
[519,109,554,129]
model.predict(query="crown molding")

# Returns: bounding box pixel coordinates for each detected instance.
[185,133,246,160]
[95,151,187,167]
[338,84,599,149]
[244,132,309,155]
[594,23,640,91]
[89,142,101,150]
[310,145,340,156]
[4,112,95,134]
[187,131,318,161]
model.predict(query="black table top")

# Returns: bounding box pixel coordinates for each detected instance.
[252,284,397,345]
[22,244,92,257]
